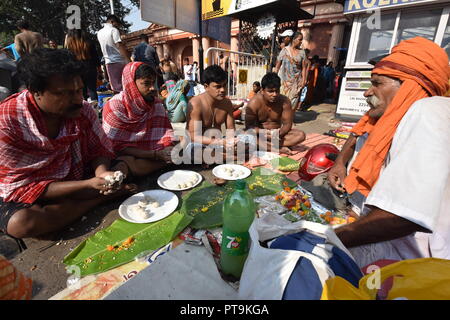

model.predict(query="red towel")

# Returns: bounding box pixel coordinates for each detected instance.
[102,62,174,153]
[0,91,114,204]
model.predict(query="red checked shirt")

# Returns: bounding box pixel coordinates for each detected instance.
[0,91,115,204]
[102,62,174,153]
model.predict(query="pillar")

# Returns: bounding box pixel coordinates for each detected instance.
[230,36,239,75]
[156,44,164,61]
[202,37,211,66]
[327,23,345,67]
[192,37,200,65]
[163,43,172,59]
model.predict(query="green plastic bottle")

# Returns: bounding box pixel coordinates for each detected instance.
[220,179,256,279]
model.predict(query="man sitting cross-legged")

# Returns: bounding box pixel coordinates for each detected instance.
[102,62,175,176]
[245,72,305,154]
[185,65,236,162]
[0,49,135,239]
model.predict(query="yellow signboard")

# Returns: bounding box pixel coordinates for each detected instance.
[202,0,278,20]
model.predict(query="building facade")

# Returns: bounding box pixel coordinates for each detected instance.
[123,1,350,72]
[335,0,450,120]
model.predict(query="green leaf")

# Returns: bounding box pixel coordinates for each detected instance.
[270,156,300,172]
[245,167,297,197]
[181,181,234,230]
[182,168,297,229]
[63,210,192,277]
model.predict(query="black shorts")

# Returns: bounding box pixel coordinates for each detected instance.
[0,198,32,234]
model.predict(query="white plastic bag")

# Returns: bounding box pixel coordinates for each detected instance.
[238,212,360,300]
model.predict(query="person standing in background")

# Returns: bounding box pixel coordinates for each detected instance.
[322,61,336,100]
[274,32,308,110]
[144,40,162,88]
[132,34,150,63]
[97,15,130,93]
[278,29,293,50]
[183,58,194,81]
[162,54,179,76]
[14,20,43,57]
[192,61,199,83]
[65,29,101,103]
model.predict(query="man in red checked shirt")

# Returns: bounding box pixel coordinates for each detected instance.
[0,48,135,239]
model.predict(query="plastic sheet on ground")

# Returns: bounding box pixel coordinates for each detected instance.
[104,242,239,300]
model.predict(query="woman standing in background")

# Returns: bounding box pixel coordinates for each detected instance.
[65,29,101,103]
[274,32,308,110]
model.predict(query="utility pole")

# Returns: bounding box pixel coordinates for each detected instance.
[198,0,204,83]
[110,0,115,14]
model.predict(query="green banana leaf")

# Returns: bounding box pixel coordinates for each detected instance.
[63,168,296,276]
[270,156,300,172]
[183,168,297,229]
[245,167,297,197]
[63,210,192,277]
[182,181,234,230]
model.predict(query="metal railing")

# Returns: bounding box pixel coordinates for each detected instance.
[205,47,268,99]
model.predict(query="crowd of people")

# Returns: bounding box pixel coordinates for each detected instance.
[0,13,449,300]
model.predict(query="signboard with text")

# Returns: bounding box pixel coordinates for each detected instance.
[141,0,231,44]
[336,90,370,117]
[202,0,278,20]
[344,0,440,14]
[336,73,372,118]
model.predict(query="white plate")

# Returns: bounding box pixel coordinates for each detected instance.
[251,151,280,161]
[119,190,179,224]
[157,170,203,191]
[212,164,251,181]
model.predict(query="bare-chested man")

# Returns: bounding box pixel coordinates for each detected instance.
[186,65,236,155]
[245,72,305,153]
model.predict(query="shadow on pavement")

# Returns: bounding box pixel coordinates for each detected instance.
[294,110,319,123]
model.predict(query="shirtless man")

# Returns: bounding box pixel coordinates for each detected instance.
[245,72,305,153]
[186,65,236,161]
[14,20,43,56]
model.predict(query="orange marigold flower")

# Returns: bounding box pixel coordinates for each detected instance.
[284,187,291,192]
[123,237,134,246]
[304,201,311,208]
[107,245,114,251]
[347,217,356,223]
[282,181,289,186]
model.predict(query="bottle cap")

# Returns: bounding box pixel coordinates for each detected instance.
[235,179,246,190]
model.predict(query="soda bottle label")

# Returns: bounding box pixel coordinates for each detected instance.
[221,227,250,256]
